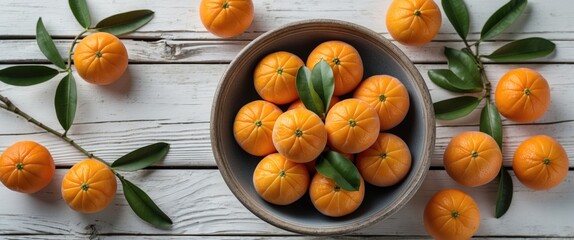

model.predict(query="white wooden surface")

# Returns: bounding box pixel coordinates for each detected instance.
[0,0,573,238]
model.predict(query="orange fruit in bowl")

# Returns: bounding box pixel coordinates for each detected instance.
[386,0,442,46]
[443,131,502,187]
[306,41,364,96]
[254,51,305,105]
[309,172,365,217]
[73,32,128,85]
[356,133,411,187]
[513,135,569,190]
[272,108,327,163]
[325,99,380,154]
[253,153,309,205]
[495,68,551,123]
[353,75,410,131]
[0,141,55,193]
[288,96,340,111]
[199,0,254,38]
[424,189,480,240]
[234,100,283,156]
[62,159,117,213]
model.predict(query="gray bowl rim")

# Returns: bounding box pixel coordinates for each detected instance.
[210,19,435,235]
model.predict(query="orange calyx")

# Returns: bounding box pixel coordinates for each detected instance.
[222,1,230,9]
[80,183,89,191]
[451,210,460,219]
[414,9,422,16]
[15,162,24,170]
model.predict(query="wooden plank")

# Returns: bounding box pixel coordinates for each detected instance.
[0,39,569,64]
[0,0,573,40]
[5,237,562,240]
[2,64,574,167]
[0,170,572,237]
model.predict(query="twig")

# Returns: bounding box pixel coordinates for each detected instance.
[66,29,88,71]
[0,93,110,167]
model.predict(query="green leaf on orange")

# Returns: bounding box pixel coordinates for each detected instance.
[434,96,482,120]
[310,59,334,113]
[483,37,555,62]
[495,168,513,218]
[296,66,324,117]
[0,66,59,86]
[69,0,92,29]
[428,69,482,93]
[315,151,361,191]
[480,0,527,41]
[480,101,503,149]
[112,142,170,171]
[36,18,66,69]
[120,178,173,229]
[442,0,470,40]
[96,10,154,36]
[55,73,77,133]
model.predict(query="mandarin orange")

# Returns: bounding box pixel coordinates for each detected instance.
[424,189,480,240]
[513,135,569,190]
[306,41,363,96]
[353,75,410,131]
[254,51,304,105]
[356,133,411,187]
[0,141,55,193]
[325,99,380,154]
[272,108,327,163]
[253,153,309,205]
[443,131,502,187]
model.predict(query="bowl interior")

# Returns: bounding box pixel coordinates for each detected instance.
[212,20,434,234]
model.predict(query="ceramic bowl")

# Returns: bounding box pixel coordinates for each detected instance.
[211,19,435,235]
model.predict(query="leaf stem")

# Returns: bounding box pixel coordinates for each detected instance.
[66,29,88,71]
[0,93,110,167]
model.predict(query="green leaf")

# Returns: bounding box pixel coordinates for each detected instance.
[444,47,481,87]
[483,37,556,62]
[428,69,482,93]
[480,0,528,41]
[315,151,361,191]
[54,73,77,132]
[95,10,154,36]
[36,18,66,69]
[69,0,92,29]
[442,0,470,40]
[112,142,170,171]
[434,96,481,120]
[0,66,59,86]
[296,66,324,117]
[495,168,513,218]
[310,59,335,113]
[120,178,173,229]
[480,101,503,149]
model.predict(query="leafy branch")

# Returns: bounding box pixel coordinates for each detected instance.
[0,0,172,228]
[433,0,555,218]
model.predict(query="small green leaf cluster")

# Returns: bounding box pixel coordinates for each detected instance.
[296,60,361,191]
[432,0,555,218]
[0,0,172,229]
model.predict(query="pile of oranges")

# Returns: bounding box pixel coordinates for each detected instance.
[0,141,117,214]
[233,40,413,217]
[423,68,569,239]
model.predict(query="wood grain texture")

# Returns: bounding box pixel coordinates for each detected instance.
[0,0,573,40]
[0,39,568,64]
[0,170,572,237]
[1,64,573,167]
